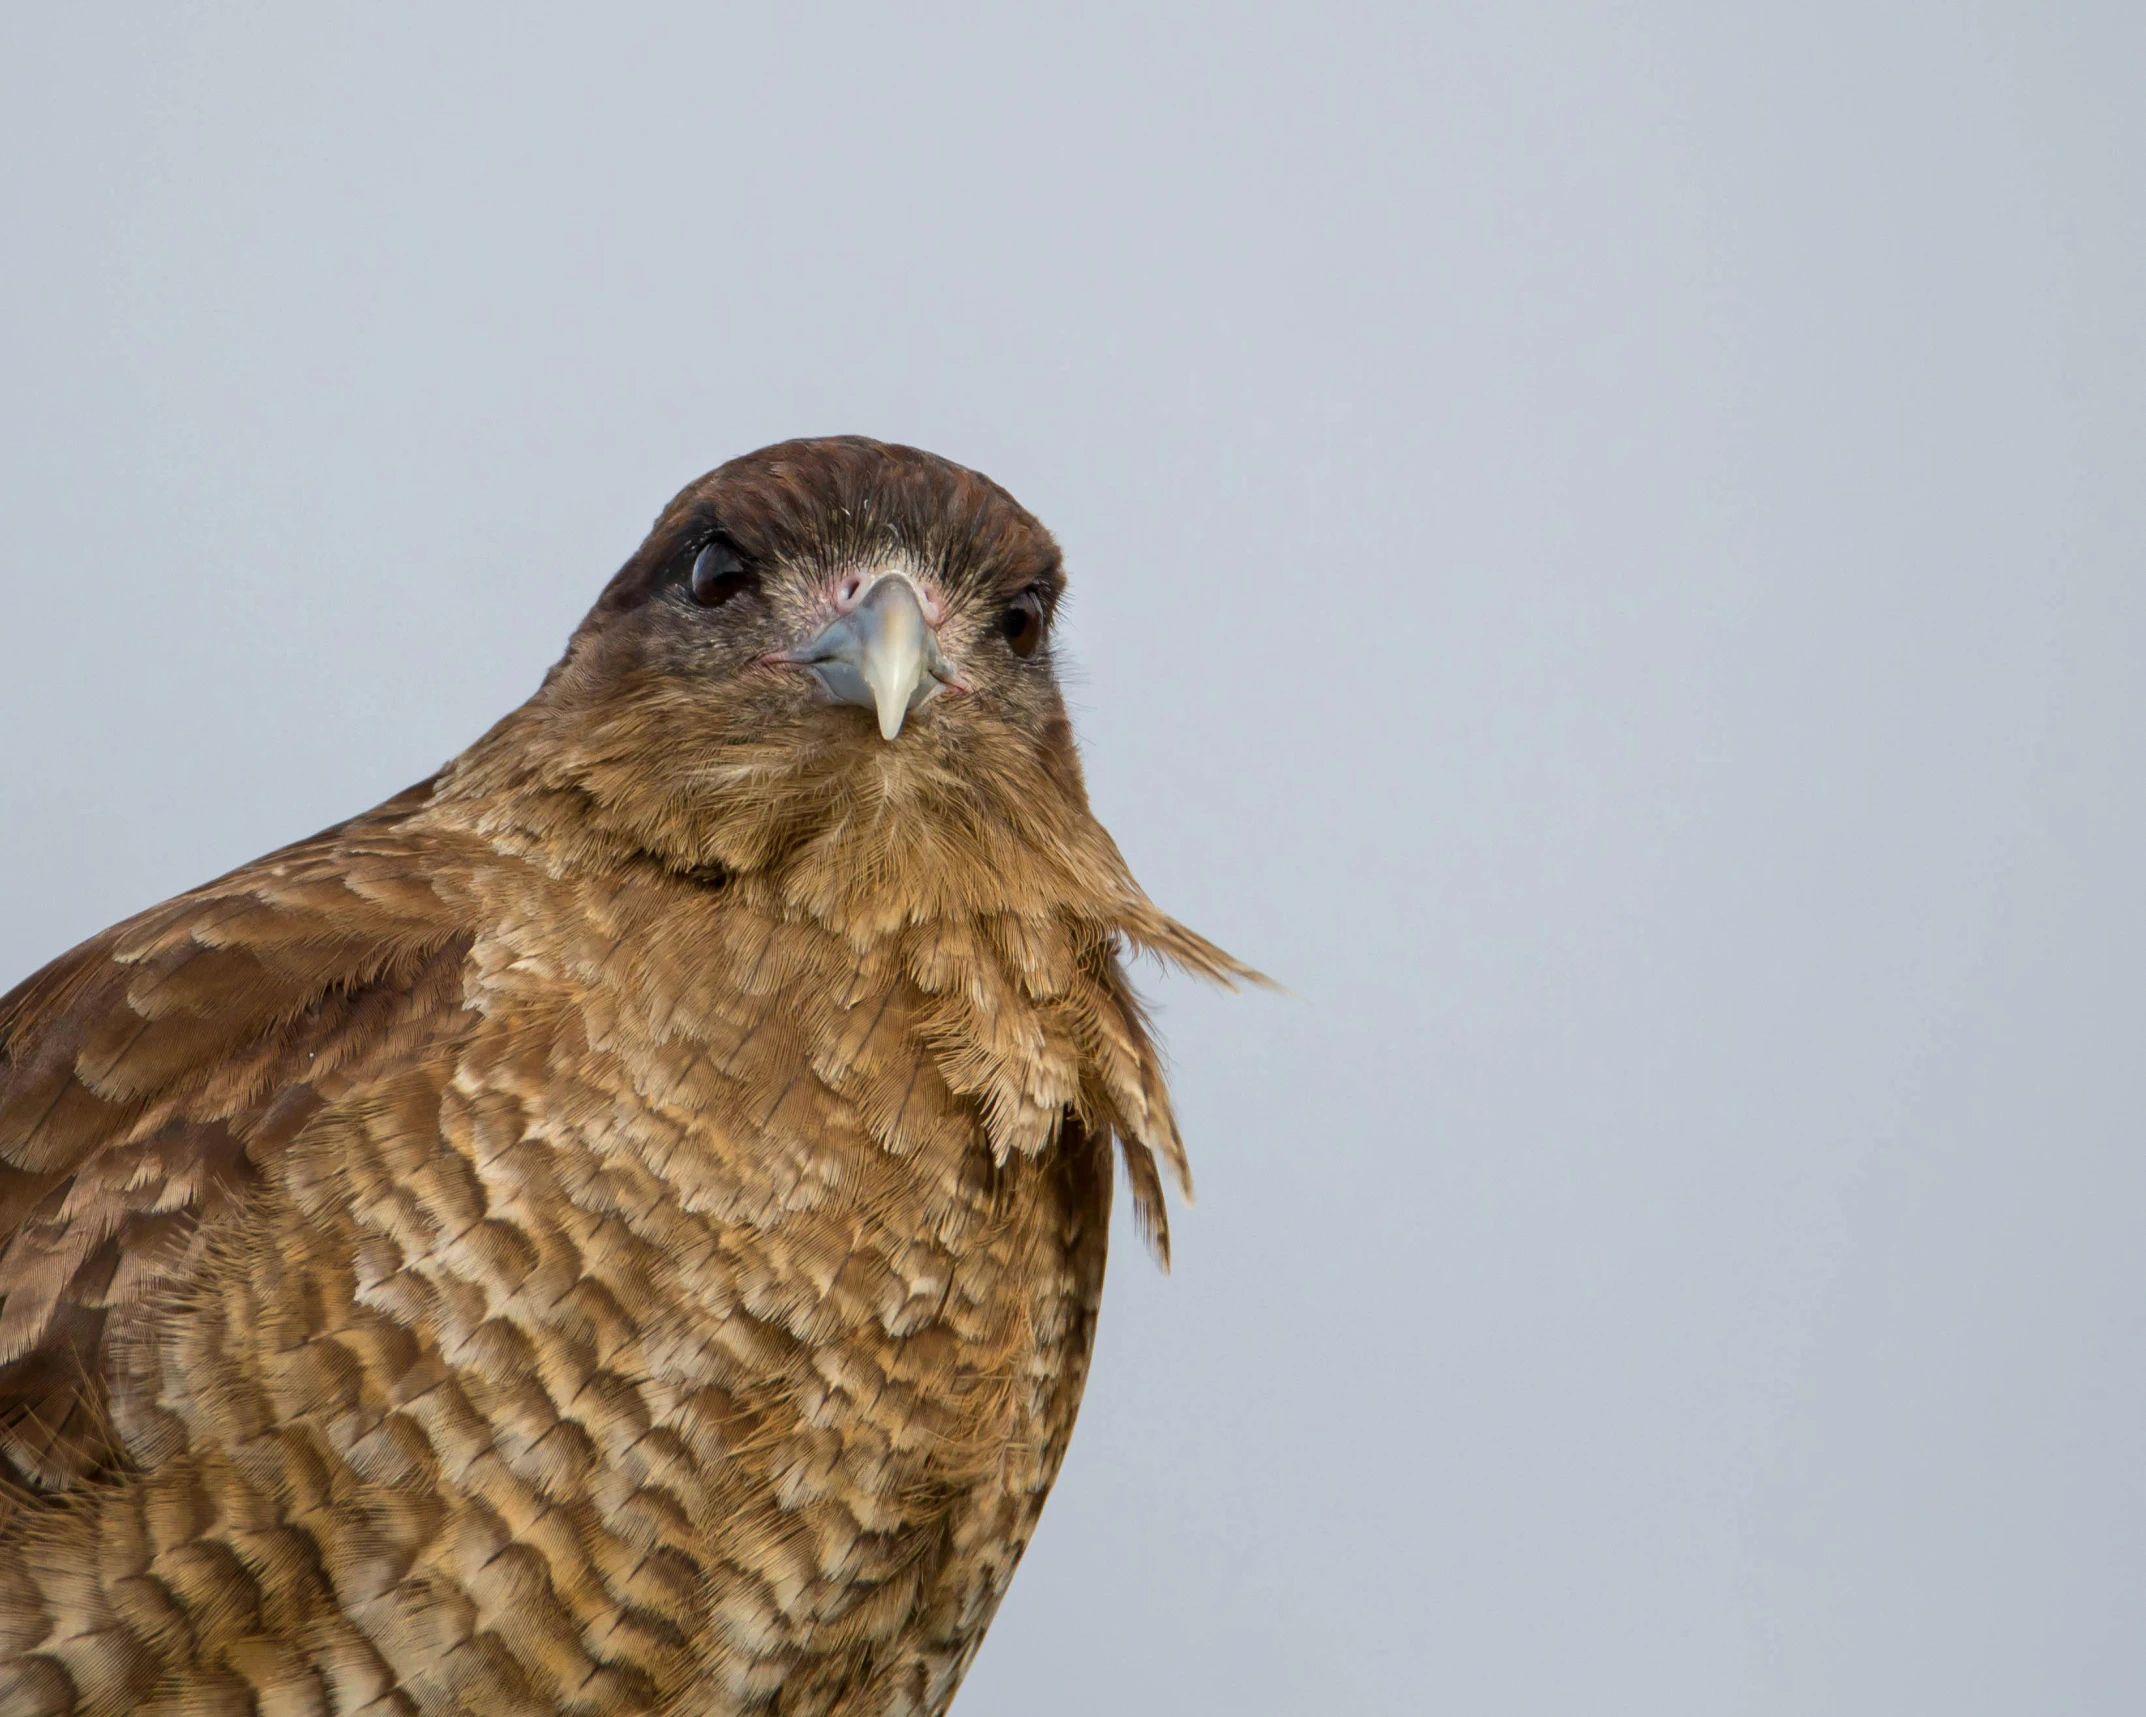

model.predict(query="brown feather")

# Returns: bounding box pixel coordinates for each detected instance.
[0,438,1248,1716]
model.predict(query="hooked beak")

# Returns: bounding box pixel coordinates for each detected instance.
[776,575,955,740]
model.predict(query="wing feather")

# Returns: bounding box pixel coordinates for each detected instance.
[0,781,474,1494]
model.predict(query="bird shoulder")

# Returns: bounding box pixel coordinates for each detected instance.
[0,780,475,1495]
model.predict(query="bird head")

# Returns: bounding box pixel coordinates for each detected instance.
[461,437,1135,925]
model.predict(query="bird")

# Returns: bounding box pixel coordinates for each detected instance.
[0,437,1254,1717]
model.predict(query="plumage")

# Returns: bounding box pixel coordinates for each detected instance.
[0,438,1250,1716]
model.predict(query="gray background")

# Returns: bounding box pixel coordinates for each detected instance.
[3,6,2141,1713]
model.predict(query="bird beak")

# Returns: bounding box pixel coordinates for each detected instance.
[777,575,953,740]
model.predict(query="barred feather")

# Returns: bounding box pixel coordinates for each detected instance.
[0,438,1248,1716]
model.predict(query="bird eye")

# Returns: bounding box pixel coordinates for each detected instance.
[998,590,1047,659]
[690,538,754,608]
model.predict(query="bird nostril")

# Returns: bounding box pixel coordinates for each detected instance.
[840,575,864,606]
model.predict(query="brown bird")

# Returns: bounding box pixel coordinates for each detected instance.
[0,438,1252,1716]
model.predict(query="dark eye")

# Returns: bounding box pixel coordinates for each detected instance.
[690,538,754,608]
[997,589,1047,658]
